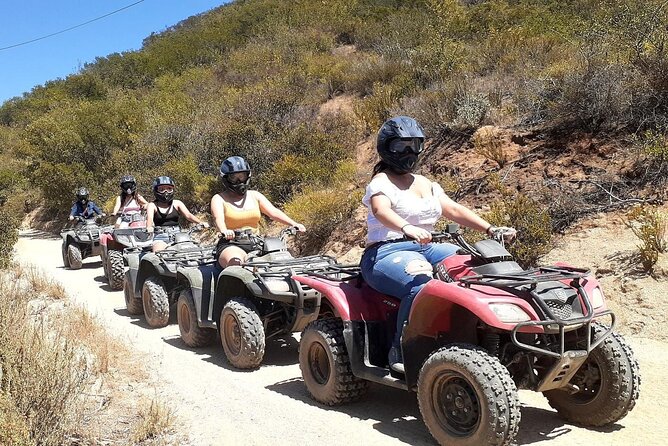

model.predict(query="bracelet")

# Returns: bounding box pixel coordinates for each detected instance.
[401,224,412,233]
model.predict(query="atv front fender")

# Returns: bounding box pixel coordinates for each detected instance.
[213,266,262,321]
[406,279,544,339]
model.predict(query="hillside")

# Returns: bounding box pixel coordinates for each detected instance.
[0,0,667,260]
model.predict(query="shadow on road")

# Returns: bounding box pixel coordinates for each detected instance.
[113,307,153,329]
[19,230,61,241]
[266,377,433,445]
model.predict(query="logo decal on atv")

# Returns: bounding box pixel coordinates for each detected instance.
[554,288,568,303]
[383,299,398,308]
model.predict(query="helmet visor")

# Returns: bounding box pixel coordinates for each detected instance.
[156,185,174,193]
[388,138,424,154]
[227,172,250,184]
[121,182,135,190]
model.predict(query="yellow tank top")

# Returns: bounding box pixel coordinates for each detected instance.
[223,201,261,231]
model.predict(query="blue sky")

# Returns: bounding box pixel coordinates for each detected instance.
[0,0,229,104]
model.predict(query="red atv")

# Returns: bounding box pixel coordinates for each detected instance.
[294,225,640,446]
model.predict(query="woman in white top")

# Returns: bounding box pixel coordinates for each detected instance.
[112,175,148,228]
[360,116,515,373]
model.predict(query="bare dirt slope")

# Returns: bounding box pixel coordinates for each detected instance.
[15,230,668,446]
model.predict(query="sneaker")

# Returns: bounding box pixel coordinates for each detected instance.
[388,345,405,374]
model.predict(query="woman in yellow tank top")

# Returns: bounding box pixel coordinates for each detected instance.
[211,156,306,268]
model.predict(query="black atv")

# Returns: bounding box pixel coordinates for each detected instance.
[61,216,112,270]
[175,228,338,369]
[100,213,153,290]
[123,224,215,328]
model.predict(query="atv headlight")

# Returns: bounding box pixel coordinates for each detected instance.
[489,303,532,323]
[591,287,605,309]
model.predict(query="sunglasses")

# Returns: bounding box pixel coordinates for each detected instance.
[388,138,424,154]
[227,172,250,184]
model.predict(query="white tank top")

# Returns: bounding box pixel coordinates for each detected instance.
[362,175,444,244]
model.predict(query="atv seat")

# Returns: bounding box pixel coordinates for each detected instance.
[471,261,524,276]
[472,239,513,261]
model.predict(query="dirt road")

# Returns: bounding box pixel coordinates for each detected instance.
[15,230,668,446]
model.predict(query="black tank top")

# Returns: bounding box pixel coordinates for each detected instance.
[154,202,179,227]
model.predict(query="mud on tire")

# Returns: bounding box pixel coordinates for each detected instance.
[107,249,125,290]
[544,323,641,426]
[178,288,215,347]
[142,276,170,328]
[123,271,143,315]
[220,297,265,369]
[417,344,520,446]
[67,244,83,270]
[299,318,368,405]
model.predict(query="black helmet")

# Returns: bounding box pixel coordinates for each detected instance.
[219,156,251,195]
[120,175,137,195]
[76,187,89,204]
[152,176,175,203]
[376,116,425,174]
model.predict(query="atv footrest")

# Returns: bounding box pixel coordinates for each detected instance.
[536,349,588,392]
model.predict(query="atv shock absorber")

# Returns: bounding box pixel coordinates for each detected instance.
[482,332,500,357]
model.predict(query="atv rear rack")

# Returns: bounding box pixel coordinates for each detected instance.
[156,247,217,267]
[292,263,362,282]
[459,265,591,289]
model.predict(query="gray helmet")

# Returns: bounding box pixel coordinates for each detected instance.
[120,175,137,195]
[76,187,89,203]
[219,156,251,195]
[152,176,175,202]
[376,116,425,174]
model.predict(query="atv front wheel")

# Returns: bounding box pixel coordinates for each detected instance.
[417,345,520,446]
[107,249,125,290]
[67,244,83,270]
[220,297,265,369]
[299,318,368,405]
[178,288,215,347]
[544,324,640,426]
[142,276,170,328]
[123,271,143,315]
[62,243,70,268]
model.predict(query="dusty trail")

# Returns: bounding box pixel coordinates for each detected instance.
[15,230,668,446]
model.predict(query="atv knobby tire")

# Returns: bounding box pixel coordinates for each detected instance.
[299,318,368,405]
[142,276,170,328]
[544,324,641,426]
[220,297,265,369]
[67,244,83,270]
[417,344,520,446]
[123,271,143,315]
[107,249,125,290]
[178,288,215,347]
[62,243,70,268]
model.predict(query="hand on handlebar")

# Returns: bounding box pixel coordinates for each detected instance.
[222,229,235,240]
[488,226,517,243]
[402,224,432,244]
[293,223,306,232]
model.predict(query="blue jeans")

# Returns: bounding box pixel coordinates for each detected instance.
[360,241,458,348]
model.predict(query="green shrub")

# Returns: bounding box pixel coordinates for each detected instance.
[472,126,507,168]
[283,187,362,254]
[626,205,667,272]
[0,392,32,446]
[0,210,19,268]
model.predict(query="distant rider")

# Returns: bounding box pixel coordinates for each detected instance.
[112,175,148,228]
[211,156,306,268]
[146,176,208,252]
[69,187,105,221]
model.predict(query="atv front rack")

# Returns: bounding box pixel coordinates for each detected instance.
[156,247,217,267]
[460,265,591,289]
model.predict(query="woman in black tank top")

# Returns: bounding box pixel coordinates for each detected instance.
[146,176,209,252]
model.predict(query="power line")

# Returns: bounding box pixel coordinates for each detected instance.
[0,0,146,52]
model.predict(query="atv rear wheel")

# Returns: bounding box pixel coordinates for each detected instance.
[417,344,520,446]
[123,271,143,315]
[544,324,640,426]
[107,249,124,290]
[220,297,265,369]
[299,318,368,405]
[61,243,70,268]
[67,244,83,270]
[141,276,170,328]
[178,288,215,347]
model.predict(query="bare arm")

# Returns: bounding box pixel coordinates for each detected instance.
[112,196,121,215]
[439,195,491,233]
[210,194,228,233]
[255,192,301,228]
[369,194,408,232]
[138,195,149,208]
[146,203,156,231]
[174,200,201,224]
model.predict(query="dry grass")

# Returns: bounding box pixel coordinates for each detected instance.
[19,263,68,299]
[132,398,175,444]
[472,126,508,168]
[626,205,668,272]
